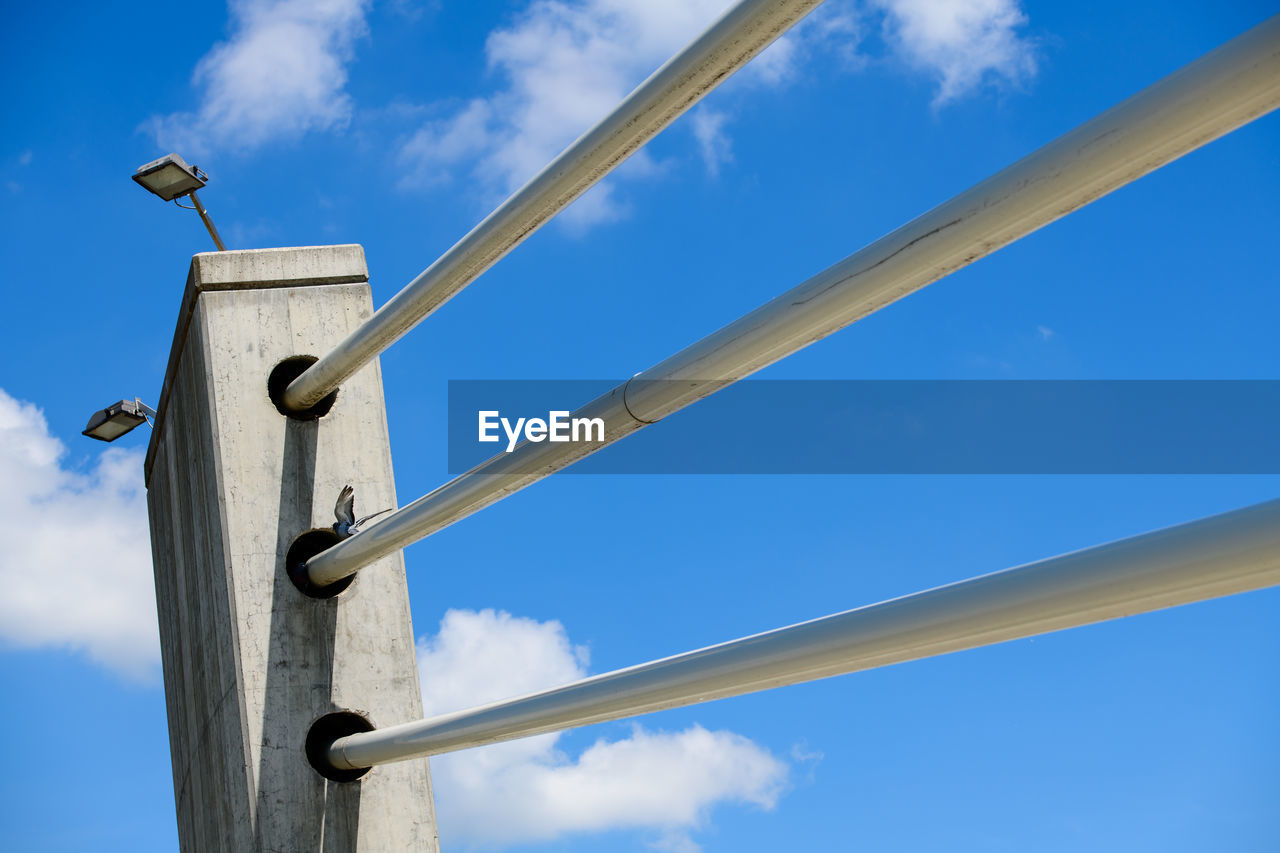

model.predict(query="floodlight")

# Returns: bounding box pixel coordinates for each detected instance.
[132,153,227,251]
[82,398,157,442]
[132,153,206,201]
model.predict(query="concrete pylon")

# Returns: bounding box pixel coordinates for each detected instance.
[144,245,438,850]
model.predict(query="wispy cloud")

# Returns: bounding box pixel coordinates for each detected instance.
[690,107,734,177]
[396,0,1036,227]
[418,608,789,850]
[7,148,34,193]
[397,0,747,225]
[141,1,1036,222]
[147,0,371,155]
[874,0,1037,105]
[0,389,157,678]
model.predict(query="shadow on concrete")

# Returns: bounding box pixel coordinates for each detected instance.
[255,416,362,849]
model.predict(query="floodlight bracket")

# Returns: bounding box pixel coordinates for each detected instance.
[133,153,227,251]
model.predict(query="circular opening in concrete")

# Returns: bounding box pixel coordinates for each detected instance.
[268,356,338,420]
[286,529,355,599]
[306,711,375,783]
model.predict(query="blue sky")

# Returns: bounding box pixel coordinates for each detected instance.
[1,1,1278,850]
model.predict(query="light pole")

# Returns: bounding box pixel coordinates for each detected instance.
[141,245,439,850]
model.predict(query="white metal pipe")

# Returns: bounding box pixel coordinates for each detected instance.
[305,388,641,586]
[301,14,1280,589]
[282,0,826,412]
[326,498,1280,769]
[622,11,1280,423]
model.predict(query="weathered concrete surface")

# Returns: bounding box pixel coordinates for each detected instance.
[145,245,438,851]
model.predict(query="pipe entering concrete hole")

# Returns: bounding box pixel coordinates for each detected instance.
[306,711,375,783]
[286,529,355,599]
[268,355,338,420]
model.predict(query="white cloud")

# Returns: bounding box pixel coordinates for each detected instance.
[875,0,1036,104]
[690,108,733,177]
[397,0,1035,227]
[139,0,1036,214]
[148,0,370,155]
[396,0,746,224]
[0,389,157,678]
[418,608,789,850]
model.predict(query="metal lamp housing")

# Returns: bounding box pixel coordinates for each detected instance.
[133,153,206,201]
[82,399,149,442]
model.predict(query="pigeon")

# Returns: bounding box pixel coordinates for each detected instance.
[333,484,393,540]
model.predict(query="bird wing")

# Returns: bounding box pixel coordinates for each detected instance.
[334,484,356,526]
[352,507,394,532]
